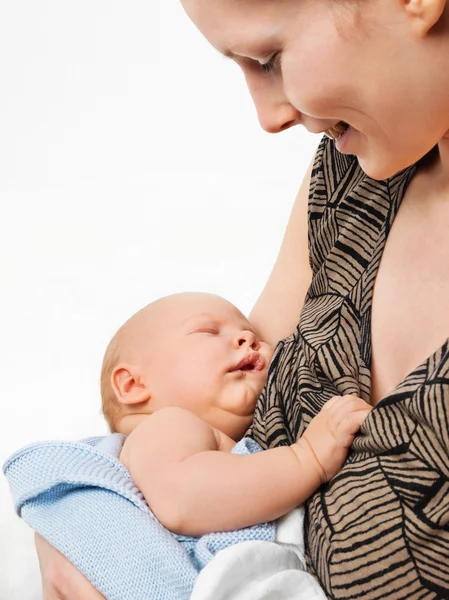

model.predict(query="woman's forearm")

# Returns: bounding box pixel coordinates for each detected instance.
[35,534,106,600]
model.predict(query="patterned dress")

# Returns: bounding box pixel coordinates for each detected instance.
[249,136,449,599]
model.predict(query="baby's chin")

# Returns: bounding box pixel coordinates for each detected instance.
[208,401,255,440]
[225,391,260,419]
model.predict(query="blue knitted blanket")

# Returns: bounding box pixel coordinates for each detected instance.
[3,434,275,600]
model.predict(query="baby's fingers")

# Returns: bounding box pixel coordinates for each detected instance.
[339,408,372,435]
[322,396,369,422]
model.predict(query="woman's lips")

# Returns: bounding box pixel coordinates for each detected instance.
[324,121,349,140]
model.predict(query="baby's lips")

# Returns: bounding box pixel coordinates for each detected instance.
[230,352,265,372]
[253,354,266,371]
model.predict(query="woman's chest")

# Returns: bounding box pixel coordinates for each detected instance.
[370,185,449,405]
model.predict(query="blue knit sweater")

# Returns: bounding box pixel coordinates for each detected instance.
[4,434,275,600]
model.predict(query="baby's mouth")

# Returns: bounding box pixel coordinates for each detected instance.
[230,352,265,373]
[325,121,349,140]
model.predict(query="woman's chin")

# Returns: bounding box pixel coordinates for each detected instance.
[356,154,412,181]
[355,141,436,181]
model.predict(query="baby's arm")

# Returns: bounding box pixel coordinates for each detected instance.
[123,396,370,536]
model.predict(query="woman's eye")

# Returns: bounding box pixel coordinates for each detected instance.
[260,53,281,75]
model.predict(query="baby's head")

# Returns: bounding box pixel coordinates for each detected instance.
[101,292,273,440]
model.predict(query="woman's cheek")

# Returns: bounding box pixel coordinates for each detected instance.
[283,42,348,118]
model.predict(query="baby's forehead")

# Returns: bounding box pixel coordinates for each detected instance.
[154,294,250,328]
[183,308,249,326]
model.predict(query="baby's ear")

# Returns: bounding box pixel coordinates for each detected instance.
[111,363,151,406]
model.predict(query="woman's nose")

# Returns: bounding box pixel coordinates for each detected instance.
[236,330,259,350]
[257,102,301,134]
[246,75,302,134]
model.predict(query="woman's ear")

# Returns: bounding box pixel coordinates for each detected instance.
[403,0,446,37]
[111,363,151,405]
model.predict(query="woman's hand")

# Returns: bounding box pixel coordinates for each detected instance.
[35,534,105,600]
[300,395,371,482]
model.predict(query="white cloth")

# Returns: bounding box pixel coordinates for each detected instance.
[191,508,326,600]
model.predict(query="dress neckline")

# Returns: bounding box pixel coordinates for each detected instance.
[364,162,448,409]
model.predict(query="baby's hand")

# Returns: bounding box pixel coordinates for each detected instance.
[298,395,371,483]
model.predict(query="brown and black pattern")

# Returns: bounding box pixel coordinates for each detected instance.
[250,137,449,599]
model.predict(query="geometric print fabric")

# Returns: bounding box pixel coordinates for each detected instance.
[249,137,449,599]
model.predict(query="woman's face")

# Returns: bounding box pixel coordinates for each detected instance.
[182,0,449,179]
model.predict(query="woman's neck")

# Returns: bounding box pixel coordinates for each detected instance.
[437,134,449,189]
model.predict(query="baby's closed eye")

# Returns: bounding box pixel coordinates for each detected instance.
[194,328,219,335]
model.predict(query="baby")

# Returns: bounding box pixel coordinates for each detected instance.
[101,292,370,536]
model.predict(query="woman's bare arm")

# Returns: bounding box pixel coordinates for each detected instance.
[35,534,105,600]
[249,157,314,347]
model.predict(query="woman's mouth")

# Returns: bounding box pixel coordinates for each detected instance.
[324,121,349,140]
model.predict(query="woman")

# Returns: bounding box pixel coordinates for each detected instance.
[37,0,449,597]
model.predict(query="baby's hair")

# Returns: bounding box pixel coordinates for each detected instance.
[100,299,162,431]
[100,293,209,431]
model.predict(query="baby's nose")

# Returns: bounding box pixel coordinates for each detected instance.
[237,330,259,350]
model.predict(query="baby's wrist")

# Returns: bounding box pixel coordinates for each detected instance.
[291,437,327,485]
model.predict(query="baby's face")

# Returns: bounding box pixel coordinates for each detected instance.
[137,293,273,439]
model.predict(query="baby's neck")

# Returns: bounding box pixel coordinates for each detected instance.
[213,427,239,452]
[117,409,249,447]
[116,412,150,436]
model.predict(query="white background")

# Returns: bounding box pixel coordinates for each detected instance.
[0,1,316,597]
